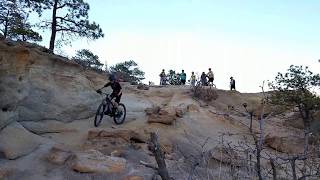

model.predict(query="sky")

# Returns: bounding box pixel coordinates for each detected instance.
[35,0,320,93]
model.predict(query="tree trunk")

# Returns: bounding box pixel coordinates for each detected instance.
[290,159,297,180]
[49,0,58,51]
[150,132,170,180]
[3,10,10,38]
[270,159,277,180]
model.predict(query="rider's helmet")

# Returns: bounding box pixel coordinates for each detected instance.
[209,68,211,71]
[162,69,165,72]
[109,74,116,81]
[230,76,233,79]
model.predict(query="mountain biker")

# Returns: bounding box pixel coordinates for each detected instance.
[230,76,236,91]
[159,69,166,85]
[200,72,207,86]
[189,72,196,86]
[96,74,122,114]
[180,70,187,85]
[207,68,214,86]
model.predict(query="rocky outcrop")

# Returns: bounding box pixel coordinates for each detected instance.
[0,40,106,123]
[47,146,73,165]
[20,120,76,135]
[72,149,127,173]
[145,105,184,125]
[87,128,147,143]
[265,135,304,154]
[0,122,43,159]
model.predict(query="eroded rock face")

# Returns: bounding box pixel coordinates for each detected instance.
[72,149,127,173]
[265,135,304,154]
[0,111,18,130]
[20,120,76,135]
[47,146,73,165]
[0,41,106,122]
[87,128,147,143]
[0,122,43,159]
[145,106,184,125]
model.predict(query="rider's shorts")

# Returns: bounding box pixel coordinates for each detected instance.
[111,93,122,103]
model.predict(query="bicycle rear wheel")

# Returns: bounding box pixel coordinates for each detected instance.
[113,103,126,125]
[94,103,105,127]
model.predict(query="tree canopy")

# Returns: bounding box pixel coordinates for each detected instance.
[72,49,103,71]
[110,60,145,84]
[24,0,104,51]
[269,65,320,130]
[0,0,41,41]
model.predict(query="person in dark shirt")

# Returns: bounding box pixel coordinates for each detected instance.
[200,72,207,86]
[97,74,122,108]
[230,76,236,91]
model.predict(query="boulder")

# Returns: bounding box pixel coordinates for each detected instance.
[72,149,127,173]
[20,120,76,135]
[0,42,106,123]
[145,106,184,125]
[87,128,147,143]
[47,146,73,165]
[265,135,304,154]
[0,122,43,159]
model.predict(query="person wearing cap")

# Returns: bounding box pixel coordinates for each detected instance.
[96,74,122,111]
[230,76,236,91]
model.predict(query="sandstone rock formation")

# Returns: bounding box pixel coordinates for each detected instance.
[265,135,304,154]
[0,122,43,159]
[72,149,127,173]
[0,40,106,123]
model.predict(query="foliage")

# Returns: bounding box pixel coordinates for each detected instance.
[72,49,103,71]
[0,0,41,41]
[109,60,145,83]
[24,0,104,51]
[192,82,218,101]
[269,65,320,130]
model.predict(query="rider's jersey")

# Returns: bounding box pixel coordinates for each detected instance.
[104,81,122,95]
[180,73,186,80]
[191,74,196,80]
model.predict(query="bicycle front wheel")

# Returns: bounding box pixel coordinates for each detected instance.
[113,103,126,125]
[94,103,106,127]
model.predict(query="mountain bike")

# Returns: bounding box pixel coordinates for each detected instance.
[94,91,126,127]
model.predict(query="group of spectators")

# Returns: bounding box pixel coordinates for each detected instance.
[159,68,236,91]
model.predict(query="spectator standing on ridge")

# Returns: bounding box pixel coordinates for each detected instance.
[207,68,214,87]
[200,72,207,86]
[180,70,187,85]
[230,77,236,91]
[159,69,166,85]
[189,72,196,86]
